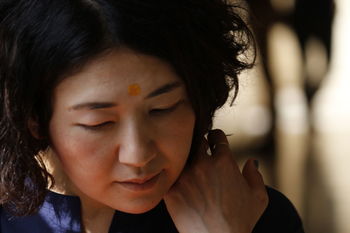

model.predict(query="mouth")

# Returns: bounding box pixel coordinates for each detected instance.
[117,172,161,192]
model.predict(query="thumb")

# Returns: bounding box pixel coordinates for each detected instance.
[243,159,269,220]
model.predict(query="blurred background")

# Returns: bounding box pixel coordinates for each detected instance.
[213,0,350,232]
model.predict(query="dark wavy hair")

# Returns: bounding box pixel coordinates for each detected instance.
[0,0,254,216]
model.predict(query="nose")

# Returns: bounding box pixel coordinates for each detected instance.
[118,117,156,167]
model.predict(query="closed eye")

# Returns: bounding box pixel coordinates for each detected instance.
[78,121,114,131]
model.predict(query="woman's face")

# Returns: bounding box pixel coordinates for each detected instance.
[49,48,195,213]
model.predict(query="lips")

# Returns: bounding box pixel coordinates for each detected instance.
[117,172,161,192]
[122,173,158,184]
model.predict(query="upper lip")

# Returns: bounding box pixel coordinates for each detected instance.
[119,172,160,184]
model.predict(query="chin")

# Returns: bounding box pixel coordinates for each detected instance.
[116,197,163,214]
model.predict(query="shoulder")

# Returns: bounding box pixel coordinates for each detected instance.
[0,192,82,233]
[252,186,305,233]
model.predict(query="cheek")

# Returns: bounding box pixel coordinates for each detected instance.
[163,104,195,143]
[49,123,115,183]
[154,105,196,167]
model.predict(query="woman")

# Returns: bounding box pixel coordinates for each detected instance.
[0,0,304,232]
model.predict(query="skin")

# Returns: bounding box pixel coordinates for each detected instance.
[48,48,195,232]
[164,130,269,233]
[46,47,268,233]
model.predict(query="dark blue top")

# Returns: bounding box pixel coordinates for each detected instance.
[0,187,304,233]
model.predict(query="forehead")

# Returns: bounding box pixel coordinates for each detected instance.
[52,48,183,105]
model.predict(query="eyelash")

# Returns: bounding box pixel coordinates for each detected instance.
[79,121,113,131]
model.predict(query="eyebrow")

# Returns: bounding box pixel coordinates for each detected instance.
[145,81,182,99]
[70,102,117,111]
[70,81,182,111]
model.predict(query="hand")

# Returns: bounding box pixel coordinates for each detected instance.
[164,129,268,233]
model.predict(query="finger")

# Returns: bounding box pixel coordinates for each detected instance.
[194,137,210,157]
[207,129,241,174]
[207,129,230,155]
[186,137,211,168]
[242,159,268,203]
[197,137,210,157]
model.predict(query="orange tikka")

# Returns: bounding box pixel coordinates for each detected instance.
[128,84,141,96]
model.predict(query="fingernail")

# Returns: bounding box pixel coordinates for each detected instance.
[254,160,259,169]
[206,147,212,156]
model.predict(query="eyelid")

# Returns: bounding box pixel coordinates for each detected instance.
[77,121,114,130]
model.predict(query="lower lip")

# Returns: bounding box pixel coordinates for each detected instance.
[117,173,161,192]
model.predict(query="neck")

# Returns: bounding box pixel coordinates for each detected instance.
[79,193,115,233]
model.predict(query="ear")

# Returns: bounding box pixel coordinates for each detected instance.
[28,118,42,139]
